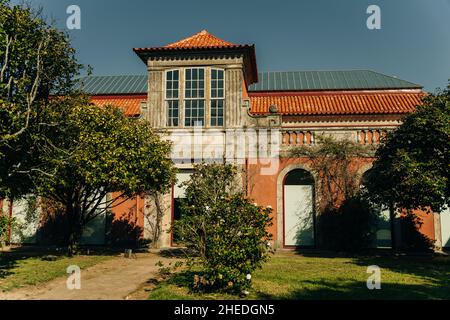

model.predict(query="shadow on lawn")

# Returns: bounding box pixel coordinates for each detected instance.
[155,267,450,300]
[152,253,450,300]
[0,245,122,280]
[0,246,58,280]
[253,278,449,300]
[293,249,450,284]
[266,252,450,300]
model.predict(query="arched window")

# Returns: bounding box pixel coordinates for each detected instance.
[283,169,315,247]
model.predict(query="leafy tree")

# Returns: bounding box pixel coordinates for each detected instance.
[0,0,81,197]
[291,134,371,211]
[26,95,175,254]
[365,86,450,213]
[173,163,273,293]
[291,135,379,251]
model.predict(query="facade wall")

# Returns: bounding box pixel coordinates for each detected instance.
[246,156,437,249]
[246,156,375,248]
[109,193,146,245]
[144,56,256,129]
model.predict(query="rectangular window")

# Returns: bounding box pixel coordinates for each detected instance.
[185,68,205,126]
[166,70,179,127]
[210,69,224,126]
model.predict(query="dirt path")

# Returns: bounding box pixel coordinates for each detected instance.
[0,252,178,300]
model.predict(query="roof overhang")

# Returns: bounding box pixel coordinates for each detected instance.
[133,45,258,85]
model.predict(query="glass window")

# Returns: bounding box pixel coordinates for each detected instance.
[210,69,225,126]
[185,68,205,127]
[166,70,179,127]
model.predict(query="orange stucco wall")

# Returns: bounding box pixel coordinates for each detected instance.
[110,193,146,244]
[417,210,435,241]
[246,157,436,246]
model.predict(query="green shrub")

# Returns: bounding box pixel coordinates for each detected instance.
[173,163,273,293]
[0,213,13,247]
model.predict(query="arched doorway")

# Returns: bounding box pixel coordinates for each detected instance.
[283,169,315,247]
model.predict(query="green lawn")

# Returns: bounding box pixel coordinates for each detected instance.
[148,252,450,300]
[0,247,114,292]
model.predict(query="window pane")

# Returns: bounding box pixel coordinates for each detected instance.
[210,99,224,127]
[185,99,205,127]
[167,100,179,127]
[184,68,205,127]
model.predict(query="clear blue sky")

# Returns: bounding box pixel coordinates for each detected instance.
[20,0,450,92]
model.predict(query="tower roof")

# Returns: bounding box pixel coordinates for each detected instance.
[164,29,237,49]
[133,30,258,84]
[133,29,248,52]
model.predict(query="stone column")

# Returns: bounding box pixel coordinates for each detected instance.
[434,212,443,252]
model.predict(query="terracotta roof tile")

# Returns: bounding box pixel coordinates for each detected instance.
[90,95,145,117]
[89,91,425,118]
[133,30,253,53]
[165,29,236,49]
[249,91,425,115]
[133,30,258,84]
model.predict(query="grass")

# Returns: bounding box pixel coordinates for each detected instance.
[0,247,115,292]
[148,251,450,300]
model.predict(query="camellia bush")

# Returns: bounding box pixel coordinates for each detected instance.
[173,163,273,293]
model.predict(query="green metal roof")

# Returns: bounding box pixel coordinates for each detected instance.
[249,70,422,91]
[76,75,147,95]
[77,70,421,95]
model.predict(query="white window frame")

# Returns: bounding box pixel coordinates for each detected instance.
[210,68,225,127]
[184,67,205,127]
[165,69,180,127]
